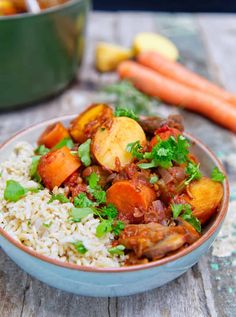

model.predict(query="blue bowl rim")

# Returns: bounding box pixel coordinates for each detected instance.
[0,114,230,273]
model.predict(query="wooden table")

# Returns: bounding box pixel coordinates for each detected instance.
[1,12,236,317]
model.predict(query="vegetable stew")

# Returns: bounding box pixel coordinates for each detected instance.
[32,104,225,265]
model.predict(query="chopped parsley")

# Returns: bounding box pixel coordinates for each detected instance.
[54,137,74,150]
[43,221,53,228]
[4,180,42,202]
[108,245,125,256]
[171,203,201,233]
[101,204,118,219]
[29,156,41,182]
[78,139,91,167]
[104,80,152,114]
[112,220,125,236]
[126,141,144,160]
[35,145,49,156]
[96,219,113,238]
[74,192,94,208]
[4,180,28,202]
[185,162,202,185]
[70,207,93,222]
[87,173,106,204]
[171,203,184,218]
[211,167,225,183]
[136,135,190,170]
[73,241,87,254]
[149,175,158,184]
[115,107,139,121]
[48,193,70,204]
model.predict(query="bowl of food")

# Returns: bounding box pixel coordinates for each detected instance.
[0,0,89,110]
[0,104,229,297]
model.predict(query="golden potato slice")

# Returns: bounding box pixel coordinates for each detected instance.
[95,42,133,72]
[69,104,113,143]
[183,177,223,224]
[133,32,179,61]
[92,117,146,171]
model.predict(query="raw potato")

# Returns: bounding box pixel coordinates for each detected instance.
[96,42,133,72]
[69,104,113,143]
[183,177,223,224]
[133,32,179,61]
[92,117,146,171]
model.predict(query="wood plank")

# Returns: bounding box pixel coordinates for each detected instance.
[196,14,236,317]
[0,12,236,317]
[0,251,28,317]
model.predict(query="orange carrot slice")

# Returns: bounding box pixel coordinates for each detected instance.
[38,146,81,190]
[38,122,70,149]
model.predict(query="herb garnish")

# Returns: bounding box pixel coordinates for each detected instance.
[74,192,94,208]
[149,175,158,184]
[185,162,202,185]
[115,107,139,121]
[43,221,53,228]
[87,173,106,204]
[211,167,225,183]
[126,141,144,160]
[171,203,201,233]
[48,193,70,204]
[104,80,153,114]
[138,135,190,169]
[96,219,113,238]
[35,145,49,156]
[73,241,87,254]
[78,139,91,167]
[54,137,74,150]
[4,180,41,202]
[70,207,93,222]
[4,180,27,202]
[30,156,41,182]
[108,245,125,256]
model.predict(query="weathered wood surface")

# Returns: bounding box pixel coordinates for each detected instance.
[0,12,236,317]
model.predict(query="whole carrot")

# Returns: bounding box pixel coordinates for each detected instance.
[138,52,236,107]
[118,61,236,132]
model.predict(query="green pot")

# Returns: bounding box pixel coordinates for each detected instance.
[0,0,89,110]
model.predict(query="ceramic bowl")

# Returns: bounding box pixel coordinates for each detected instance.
[0,115,229,297]
[0,0,89,110]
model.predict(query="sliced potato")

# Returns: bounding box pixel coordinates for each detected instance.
[133,32,179,61]
[69,104,113,143]
[183,177,223,224]
[92,117,146,171]
[95,42,133,72]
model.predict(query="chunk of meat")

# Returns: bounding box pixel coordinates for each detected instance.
[144,200,170,225]
[37,147,81,190]
[38,122,70,149]
[119,221,200,260]
[63,171,87,198]
[182,176,224,224]
[106,180,156,223]
[138,114,184,135]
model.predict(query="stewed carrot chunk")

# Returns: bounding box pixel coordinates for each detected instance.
[106,180,156,223]
[38,122,70,149]
[37,147,81,190]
